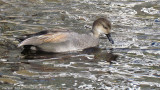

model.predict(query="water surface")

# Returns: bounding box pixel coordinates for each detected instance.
[0,0,160,89]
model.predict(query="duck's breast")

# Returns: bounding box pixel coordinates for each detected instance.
[68,33,99,50]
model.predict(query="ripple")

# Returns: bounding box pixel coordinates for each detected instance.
[0,0,160,89]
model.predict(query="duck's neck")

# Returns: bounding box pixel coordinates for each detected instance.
[91,28,100,38]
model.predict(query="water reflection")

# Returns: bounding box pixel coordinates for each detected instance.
[21,46,118,65]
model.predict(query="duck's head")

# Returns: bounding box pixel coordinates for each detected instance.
[92,18,114,44]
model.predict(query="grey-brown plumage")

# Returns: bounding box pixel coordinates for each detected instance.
[18,18,114,52]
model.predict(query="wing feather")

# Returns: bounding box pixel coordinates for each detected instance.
[18,32,68,47]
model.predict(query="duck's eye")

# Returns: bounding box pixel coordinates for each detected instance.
[103,25,108,29]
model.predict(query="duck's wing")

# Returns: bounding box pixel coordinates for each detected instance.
[17,29,71,42]
[18,32,68,47]
[16,30,49,42]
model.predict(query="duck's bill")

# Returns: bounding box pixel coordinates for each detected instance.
[106,34,114,44]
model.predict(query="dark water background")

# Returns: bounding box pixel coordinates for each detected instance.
[0,0,160,89]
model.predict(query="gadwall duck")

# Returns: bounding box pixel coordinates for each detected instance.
[18,18,114,53]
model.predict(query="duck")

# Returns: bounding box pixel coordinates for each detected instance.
[18,18,114,53]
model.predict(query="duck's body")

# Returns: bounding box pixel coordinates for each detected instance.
[18,18,114,53]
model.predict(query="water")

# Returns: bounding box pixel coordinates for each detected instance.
[0,0,160,89]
